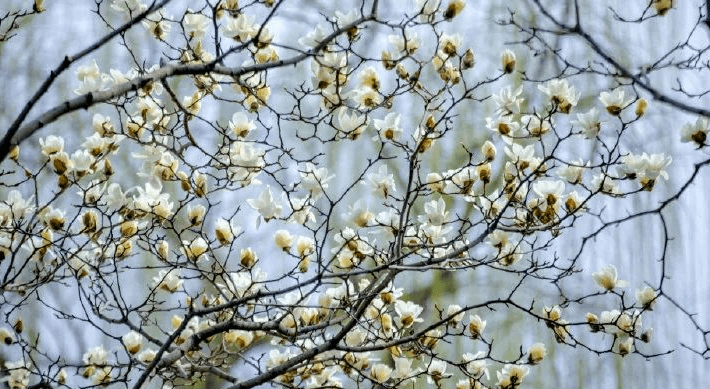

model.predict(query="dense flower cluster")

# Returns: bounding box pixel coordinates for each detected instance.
[1,0,703,388]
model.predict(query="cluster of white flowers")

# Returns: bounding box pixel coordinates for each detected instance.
[1,0,692,388]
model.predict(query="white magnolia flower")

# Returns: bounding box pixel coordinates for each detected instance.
[4,360,30,389]
[468,314,486,338]
[636,286,657,310]
[532,179,565,212]
[538,79,579,113]
[365,164,396,198]
[599,87,633,115]
[462,351,490,380]
[183,10,209,41]
[182,237,209,261]
[388,32,421,54]
[222,13,259,42]
[274,230,294,251]
[228,112,256,138]
[214,218,238,245]
[557,159,587,184]
[299,163,333,200]
[394,300,424,328]
[493,85,524,115]
[527,342,547,364]
[496,364,529,388]
[153,269,183,293]
[572,107,602,138]
[504,143,537,170]
[680,117,709,146]
[426,359,452,384]
[299,24,327,49]
[592,264,628,291]
[501,49,516,73]
[373,112,403,141]
[247,186,283,226]
[137,348,157,364]
[39,135,64,156]
[122,331,143,354]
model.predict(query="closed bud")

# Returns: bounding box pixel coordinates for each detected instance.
[13,317,23,333]
[462,48,475,69]
[502,49,516,74]
[635,98,648,117]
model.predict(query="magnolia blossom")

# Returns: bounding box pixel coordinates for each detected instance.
[228,112,256,138]
[39,135,64,156]
[572,107,602,138]
[137,349,157,364]
[619,337,634,356]
[4,360,30,389]
[215,218,238,245]
[373,112,403,141]
[599,87,633,115]
[394,300,424,328]
[247,186,283,226]
[426,359,451,384]
[493,85,524,115]
[532,179,565,212]
[447,304,465,326]
[462,351,490,379]
[182,237,209,261]
[365,164,396,198]
[496,364,529,388]
[274,230,294,252]
[299,164,333,200]
[557,159,587,184]
[537,78,579,113]
[0,326,16,345]
[501,49,516,73]
[183,10,209,40]
[527,342,547,364]
[468,314,486,338]
[153,269,183,293]
[592,264,628,291]
[636,286,657,310]
[122,331,143,354]
[680,117,708,146]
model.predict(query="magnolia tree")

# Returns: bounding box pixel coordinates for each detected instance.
[1,0,710,388]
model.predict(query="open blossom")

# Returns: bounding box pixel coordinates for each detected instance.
[4,360,30,389]
[369,363,392,383]
[40,135,64,156]
[496,364,529,388]
[299,163,333,199]
[680,117,708,147]
[592,264,628,291]
[394,300,424,328]
[373,112,403,141]
[182,237,209,261]
[247,185,283,226]
[183,10,209,40]
[426,359,452,384]
[462,351,490,380]
[527,342,547,364]
[599,87,633,115]
[636,286,657,310]
[274,230,294,251]
[122,331,143,354]
[532,179,565,212]
[538,79,579,113]
[153,269,183,292]
[572,107,602,139]
[228,112,256,138]
[214,218,237,245]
